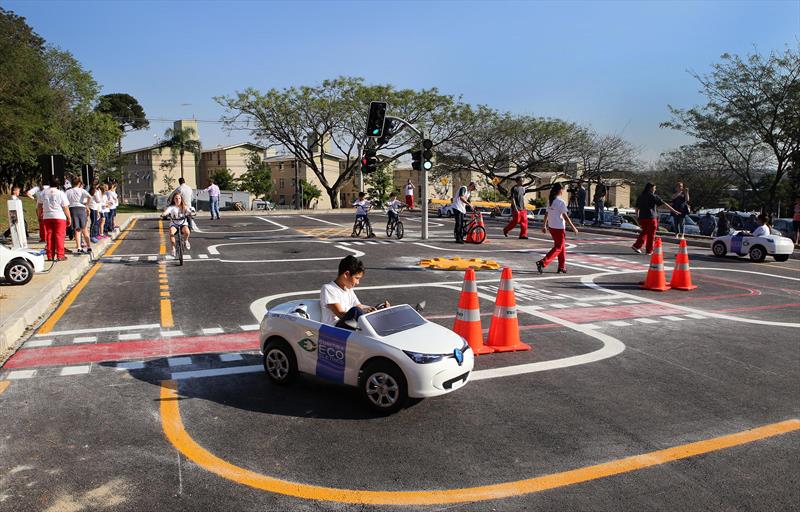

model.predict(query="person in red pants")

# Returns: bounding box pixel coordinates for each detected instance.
[537,183,579,274]
[404,179,415,209]
[503,176,529,239]
[36,178,72,261]
[632,183,680,255]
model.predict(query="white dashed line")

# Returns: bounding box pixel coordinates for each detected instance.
[202,328,225,335]
[160,330,184,337]
[6,370,36,379]
[115,361,145,370]
[60,365,91,376]
[684,313,707,319]
[240,324,259,331]
[129,256,139,262]
[661,316,685,321]
[172,364,262,380]
[634,318,660,324]
[550,304,569,309]
[73,336,97,344]
[199,254,209,259]
[24,339,53,348]
[167,357,193,367]
[35,324,160,337]
[622,300,641,304]
[219,353,243,362]
[118,333,142,341]
[148,256,157,261]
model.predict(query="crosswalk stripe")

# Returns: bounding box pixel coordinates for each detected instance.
[24,339,53,348]
[199,254,209,259]
[60,365,91,376]
[202,328,225,335]
[6,370,36,379]
[73,336,97,344]
[118,333,142,341]
[219,353,243,362]
[167,357,192,367]
[240,324,259,331]
[160,330,184,337]
[634,318,659,324]
[661,316,685,321]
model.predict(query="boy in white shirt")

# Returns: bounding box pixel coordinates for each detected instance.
[352,192,375,238]
[320,256,387,329]
[385,192,404,225]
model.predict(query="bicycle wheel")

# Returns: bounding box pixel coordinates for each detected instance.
[386,219,395,237]
[176,231,184,266]
[395,221,404,239]
[366,221,374,238]
[353,219,363,237]
[468,226,486,244]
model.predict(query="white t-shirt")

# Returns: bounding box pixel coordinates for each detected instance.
[546,197,569,230]
[164,205,190,226]
[353,199,371,216]
[96,190,109,213]
[386,199,403,212]
[320,281,360,326]
[65,187,91,208]
[27,185,49,200]
[88,190,101,211]
[404,183,414,196]
[452,186,470,214]
[37,187,69,220]
[752,225,770,237]
[106,190,118,210]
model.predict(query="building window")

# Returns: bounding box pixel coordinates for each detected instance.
[279,163,284,171]
[279,178,285,189]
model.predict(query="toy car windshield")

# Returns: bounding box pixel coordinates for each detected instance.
[365,305,426,336]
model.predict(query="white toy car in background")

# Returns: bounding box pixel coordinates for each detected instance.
[437,204,455,217]
[259,299,474,414]
[0,245,45,285]
[711,231,794,262]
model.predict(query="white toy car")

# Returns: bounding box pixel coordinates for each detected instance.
[0,245,45,285]
[711,231,794,262]
[259,299,474,414]
[437,204,455,217]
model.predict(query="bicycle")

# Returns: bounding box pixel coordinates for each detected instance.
[385,206,405,239]
[162,208,193,266]
[352,205,375,238]
[462,209,487,244]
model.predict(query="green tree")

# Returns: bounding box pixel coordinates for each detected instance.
[300,179,322,208]
[95,93,149,156]
[158,126,201,180]
[210,168,236,191]
[159,156,178,195]
[662,47,800,211]
[237,152,273,199]
[364,163,395,207]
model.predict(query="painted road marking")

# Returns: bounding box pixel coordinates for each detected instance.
[219,353,243,362]
[7,370,36,379]
[202,328,225,335]
[300,215,342,226]
[149,256,157,261]
[73,336,97,344]
[547,303,686,323]
[168,357,193,367]
[115,361,145,371]
[608,321,632,327]
[634,318,659,324]
[35,323,161,337]
[60,365,91,376]
[161,330,185,337]
[684,313,707,319]
[159,381,800,506]
[0,380,9,395]
[661,316,685,321]
[240,325,259,331]
[172,364,260,380]
[118,333,142,341]
[199,254,208,259]
[24,339,53,348]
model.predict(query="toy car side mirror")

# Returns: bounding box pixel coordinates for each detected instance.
[415,301,426,312]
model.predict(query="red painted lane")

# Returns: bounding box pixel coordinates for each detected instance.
[548,303,686,323]
[3,331,260,369]
[717,302,800,313]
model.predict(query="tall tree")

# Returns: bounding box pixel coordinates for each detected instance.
[158,126,201,180]
[662,47,800,211]
[236,152,273,200]
[95,93,149,156]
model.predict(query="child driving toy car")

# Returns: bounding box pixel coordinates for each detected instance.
[321,255,389,329]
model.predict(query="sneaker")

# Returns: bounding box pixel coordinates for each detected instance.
[90,237,99,243]
[536,260,544,274]
[56,256,68,261]
[519,236,529,240]
[646,252,653,256]
[185,241,191,250]
[171,247,176,257]
[503,230,508,238]
[631,245,642,254]
[557,268,567,274]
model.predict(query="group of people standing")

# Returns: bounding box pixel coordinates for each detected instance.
[22,176,119,261]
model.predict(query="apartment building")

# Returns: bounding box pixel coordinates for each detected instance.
[198,143,265,187]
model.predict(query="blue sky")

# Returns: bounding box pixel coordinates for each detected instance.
[5,0,799,162]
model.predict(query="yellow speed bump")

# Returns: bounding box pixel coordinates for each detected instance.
[419,257,500,271]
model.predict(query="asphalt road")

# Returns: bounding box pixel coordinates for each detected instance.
[1,211,798,511]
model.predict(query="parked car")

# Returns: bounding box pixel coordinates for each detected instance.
[711,231,794,262]
[1,245,45,285]
[771,218,794,238]
[259,299,474,414]
[657,213,701,235]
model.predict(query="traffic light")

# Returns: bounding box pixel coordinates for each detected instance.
[361,147,378,174]
[411,150,422,171]
[422,139,434,170]
[365,101,387,138]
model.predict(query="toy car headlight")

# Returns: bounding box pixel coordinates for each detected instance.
[403,350,444,364]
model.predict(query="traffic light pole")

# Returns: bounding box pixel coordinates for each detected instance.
[382,116,429,240]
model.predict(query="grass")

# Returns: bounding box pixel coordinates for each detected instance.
[116,204,157,214]
[0,194,39,233]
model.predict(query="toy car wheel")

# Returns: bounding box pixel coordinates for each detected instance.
[263,338,297,385]
[5,258,33,285]
[773,254,789,262]
[748,245,767,263]
[360,360,407,414]
[712,241,727,257]
[437,209,443,218]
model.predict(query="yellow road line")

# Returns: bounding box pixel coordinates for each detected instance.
[105,218,137,256]
[159,220,166,255]
[0,381,10,395]
[159,380,800,506]
[160,299,174,328]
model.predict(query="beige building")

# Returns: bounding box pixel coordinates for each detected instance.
[199,143,265,188]
[266,153,344,209]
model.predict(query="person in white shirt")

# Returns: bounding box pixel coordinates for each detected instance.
[36,177,72,261]
[351,192,375,238]
[385,192,404,226]
[320,255,386,328]
[97,183,109,239]
[751,214,772,237]
[105,182,119,234]
[27,183,49,242]
[88,181,102,242]
[64,178,93,254]
[451,181,476,244]
[404,179,415,209]
[205,178,221,220]
[537,183,579,274]
[162,193,192,257]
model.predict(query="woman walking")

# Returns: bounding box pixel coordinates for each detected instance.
[670,182,690,239]
[536,183,579,274]
[632,183,680,255]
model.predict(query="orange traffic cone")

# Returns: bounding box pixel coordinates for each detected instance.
[453,268,494,355]
[641,237,670,291]
[669,239,698,291]
[487,267,531,352]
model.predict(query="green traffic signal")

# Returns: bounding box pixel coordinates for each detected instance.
[372,128,380,135]
[423,161,433,170]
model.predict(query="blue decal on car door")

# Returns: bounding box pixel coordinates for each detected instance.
[316,325,350,383]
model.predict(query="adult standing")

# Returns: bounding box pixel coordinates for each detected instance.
[698,212,716,236]
[576,181,587,226]
[632,183,680,255]
[37,177,71,261]
[88,181,101,242]
[670,182,690,239]
[205,178,221,220]
[403,179,415,209]
[593,180,606,226]
[536,183,578,274]
[65,178,93,254]
[716,211,730,237]
[452,181,475,244]
[26,182,49,242]
[502,176,528,239]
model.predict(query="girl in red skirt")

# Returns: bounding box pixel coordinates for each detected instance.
[537,183,579,274]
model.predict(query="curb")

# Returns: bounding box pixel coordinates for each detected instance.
[0,216,134,362]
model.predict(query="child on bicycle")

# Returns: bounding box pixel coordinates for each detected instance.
[352,192,375,238]
[163,193,192,257]
[385,192,404,226]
